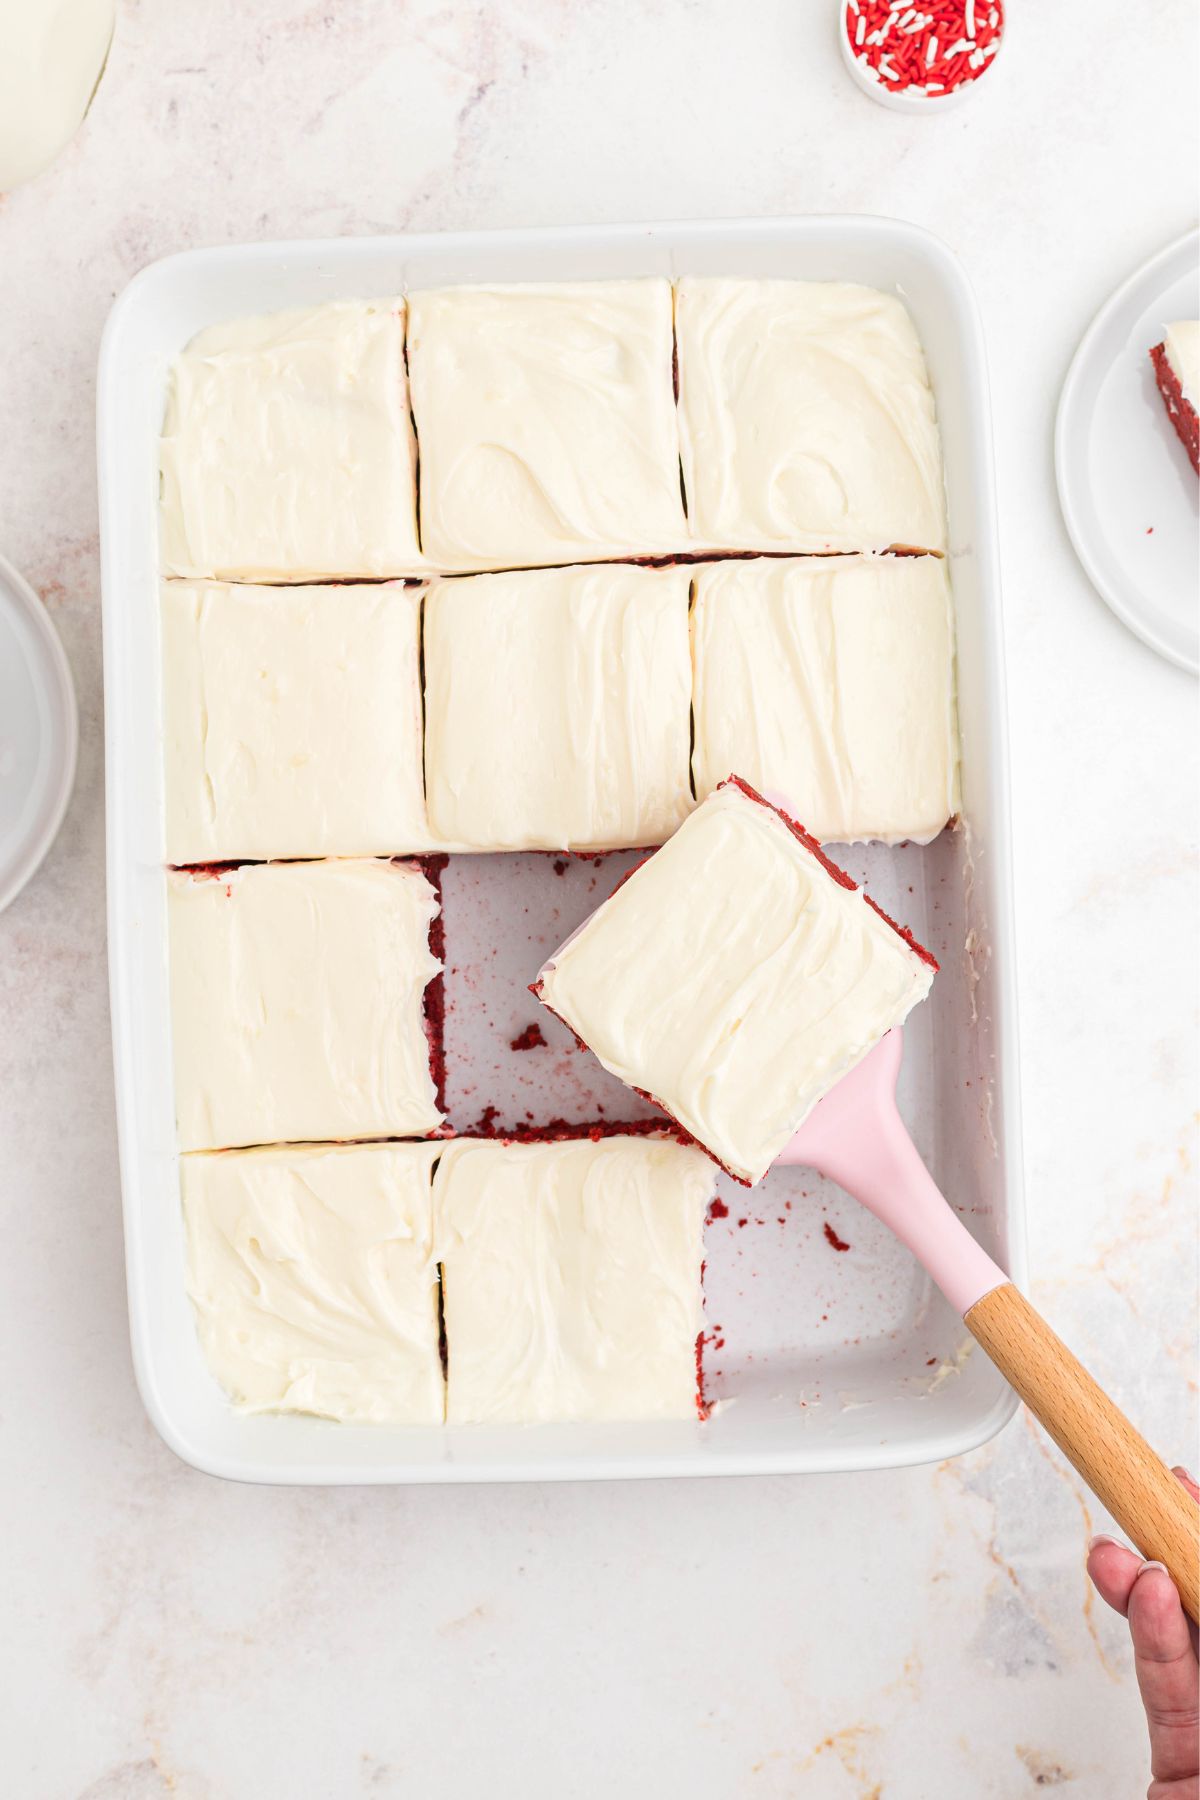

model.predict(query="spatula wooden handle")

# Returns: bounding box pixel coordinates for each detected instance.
[965,1282,1199,1622]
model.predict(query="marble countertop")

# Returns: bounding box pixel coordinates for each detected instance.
[1,3,1196,1795]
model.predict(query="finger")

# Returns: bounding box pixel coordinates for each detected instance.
[1168,1470,1200,1659]
[1086,1536,1144,1618]
[1128,1564,1200,1788]
[1172,1465,1199,1506]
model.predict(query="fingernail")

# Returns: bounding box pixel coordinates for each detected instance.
[1087,1533,1119,1551]
[1136,1560,1169,1577]
[1172,1465,1197,1487]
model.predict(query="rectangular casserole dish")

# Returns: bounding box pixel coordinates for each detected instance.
[98,216,1024,1483]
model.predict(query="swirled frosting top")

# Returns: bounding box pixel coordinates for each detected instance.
[676,278,947,554]
[690,554,960,845]
[407,280,687,569]
[536,782,935,1184]
[162,580,437,862]
[434,1135,712,1423]
[183,1141,443,1423]
[169,858,442,1151]
[423,562,693,851]
[160,300,423,581]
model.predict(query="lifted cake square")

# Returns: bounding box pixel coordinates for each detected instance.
[535,781,936,1185]
[690,555,960,844]
[169,858,443,1151]
[407,281,687,569]
[183,1142,443,1423]
[162,580,435,863]
[676,278,947,554]
[160,300,423,581]
[434,1135,713,1424]
[423,563,693,852]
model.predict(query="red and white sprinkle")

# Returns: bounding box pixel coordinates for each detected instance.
[844,0,1004,98]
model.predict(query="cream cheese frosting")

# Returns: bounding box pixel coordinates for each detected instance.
[676,278,947,554]
[1164,321,1199,410]
[407,281,688,570]
[183,1141,443,1423]
[162,580,437,863]
[536,783,935,1184]
[160,300,423,581]
[423,563,693,851]
[690,555,960,844]
[169,859,443,1151]
[434,1135,712,1423]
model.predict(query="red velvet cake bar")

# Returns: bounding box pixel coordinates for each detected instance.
[533,778,937,1186]
[1150,322,1199,474]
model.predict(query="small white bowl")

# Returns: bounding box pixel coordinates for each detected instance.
[837,4,1002,113]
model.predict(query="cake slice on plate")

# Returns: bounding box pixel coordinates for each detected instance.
[533,779,936,1186]
[1150,321,1199,473]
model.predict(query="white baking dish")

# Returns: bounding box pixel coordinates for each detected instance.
[98,217,1024,1484]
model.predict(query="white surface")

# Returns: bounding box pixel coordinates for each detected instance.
[99,215,1022,1482]
[0,549,78,912]
[1055,229,1200,673]
[0,1,1196,1793]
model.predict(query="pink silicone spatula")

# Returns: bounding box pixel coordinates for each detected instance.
[775,1028,1198,1622]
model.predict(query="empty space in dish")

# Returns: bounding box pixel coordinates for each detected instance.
[99,217,1023,1482]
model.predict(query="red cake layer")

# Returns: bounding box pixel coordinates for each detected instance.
[456,1110,688,1147]
[418,853,449,1116]
[1151,341,1200,474]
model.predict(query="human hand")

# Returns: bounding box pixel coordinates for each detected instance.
[1087,1468,1199,1800]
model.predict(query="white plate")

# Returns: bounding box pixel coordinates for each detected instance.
[98,217,1024,1484]
[1056,229,1200,675]
[0,550,77,912]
